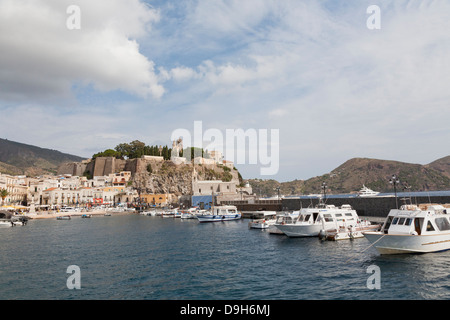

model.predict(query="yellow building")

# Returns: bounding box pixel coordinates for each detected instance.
[141,194,169,206]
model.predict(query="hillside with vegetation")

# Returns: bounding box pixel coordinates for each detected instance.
[0,138,84,176]
[248,156,450,197]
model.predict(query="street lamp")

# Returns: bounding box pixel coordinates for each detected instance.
[389,174,400,209]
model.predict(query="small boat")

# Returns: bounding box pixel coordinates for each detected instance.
[364,204,450,254]
[358,185,380,197]
[248,211,277,229]
[81,214,92,218]
[319,220,380,241]
[180,208,198,219]
[196,205,241,223]
[0,219,15,227]
[140,210,157,216]
[57,215,71,220]
[104,212,112,216]
[161,210,175,218]
[268,211,300,234]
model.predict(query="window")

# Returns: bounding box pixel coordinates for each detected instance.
[392,217,399,225]
[435,218,450,231]
[324,214,333,222]
[345,213,353,217]
[405,218,412,226]
[398,218,405,225]
[426,221,435,232]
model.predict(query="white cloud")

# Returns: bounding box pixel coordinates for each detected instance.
[0,0,163,102]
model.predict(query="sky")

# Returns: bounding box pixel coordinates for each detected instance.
[0,0,449,182]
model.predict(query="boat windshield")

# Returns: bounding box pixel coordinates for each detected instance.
[435,217,450,231]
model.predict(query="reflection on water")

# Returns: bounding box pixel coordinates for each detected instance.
[1,214,450,299]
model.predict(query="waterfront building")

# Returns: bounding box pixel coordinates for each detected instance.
[141,194,169,207]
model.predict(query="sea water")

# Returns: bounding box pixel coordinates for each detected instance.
[1,214,450,300]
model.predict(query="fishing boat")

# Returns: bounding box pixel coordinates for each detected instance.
[275,204,361,237]
[319,219,380,241]
[196,205,241,223]
[363,204,450,254]
[248,211,277,229]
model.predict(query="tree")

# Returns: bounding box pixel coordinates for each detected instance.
[0,188,9,206]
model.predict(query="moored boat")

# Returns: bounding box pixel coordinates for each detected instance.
[56,215,71,220]
[248,211,277,229]
[196,205,241,223]
[275,204,360,237]
[363,204,450,254]
[319,219,380,241]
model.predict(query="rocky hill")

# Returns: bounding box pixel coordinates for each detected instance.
[0,138,85,176]
[248,156,450,197]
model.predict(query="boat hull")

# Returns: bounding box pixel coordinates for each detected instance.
[197,214,241,223]
[364,231,450,254]
[275,223,330,237]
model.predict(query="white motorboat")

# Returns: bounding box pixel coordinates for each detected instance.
[319,219,380,241]
[0,219,14,227]
[364,204,450,254]
[248,211,277,229]
[358,185,380,197]
[196,205,241,223]
[268,211,300,234]
[275,204,360,237]
[140,210,157,216]
[180,208,199,219]
[56,215,71,220]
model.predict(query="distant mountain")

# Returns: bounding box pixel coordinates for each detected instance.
[427,156,450,179]
[0,138,85,176]
[248,157,450,197]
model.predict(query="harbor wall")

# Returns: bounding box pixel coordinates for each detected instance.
[281,196,450,217]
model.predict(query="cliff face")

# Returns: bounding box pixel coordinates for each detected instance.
[58,156,241,196]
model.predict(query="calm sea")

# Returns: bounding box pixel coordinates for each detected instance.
[1,214,450,301]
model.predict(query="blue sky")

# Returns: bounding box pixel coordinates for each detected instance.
[0,0,449,182]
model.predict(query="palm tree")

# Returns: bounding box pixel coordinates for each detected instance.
[0,188,9,206]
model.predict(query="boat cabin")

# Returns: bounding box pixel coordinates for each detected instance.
[295,205,358,225]
[211,205,239,215]
[381,204,450,235]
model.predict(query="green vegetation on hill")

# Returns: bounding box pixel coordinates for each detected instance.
[248,157,450,197]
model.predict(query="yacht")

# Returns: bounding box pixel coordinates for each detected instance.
[275,204,360,237]
[363,204,450,254]
[358,185,380,197]
[196,205,241,223]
